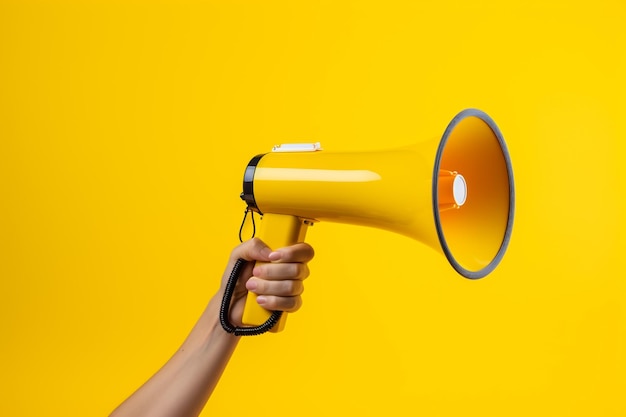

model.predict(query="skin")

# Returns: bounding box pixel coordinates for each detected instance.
[109,238,315,417]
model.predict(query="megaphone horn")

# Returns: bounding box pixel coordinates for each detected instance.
[224,108,515,334]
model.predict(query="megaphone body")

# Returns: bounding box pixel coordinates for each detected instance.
[236,109,514,332]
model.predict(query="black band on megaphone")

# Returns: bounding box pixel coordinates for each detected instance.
[240,154,266,213]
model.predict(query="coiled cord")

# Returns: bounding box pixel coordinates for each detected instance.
[219,258,282,336]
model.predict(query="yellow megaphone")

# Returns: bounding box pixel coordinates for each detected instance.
[220,109,514,335]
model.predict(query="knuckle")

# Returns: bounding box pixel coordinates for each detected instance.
[304,244,315,260]
[282,280,298,296]
[289,280,304,296]
[284,263,298,278]
[287,296,302,312]
[299,264,310,279]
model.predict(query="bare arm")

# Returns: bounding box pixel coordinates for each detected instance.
[109,238,314,417]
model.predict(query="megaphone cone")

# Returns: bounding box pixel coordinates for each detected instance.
[434,109,515,279]
[233,109,514,332]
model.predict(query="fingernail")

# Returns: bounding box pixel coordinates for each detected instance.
[256,295,267,305]
[246,279,258,291]
[268,251,282,261]
[260,247,272,259]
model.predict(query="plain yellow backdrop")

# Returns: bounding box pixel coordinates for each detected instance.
[1,0,624,416]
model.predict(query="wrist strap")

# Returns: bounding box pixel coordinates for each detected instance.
[219,258,282,336]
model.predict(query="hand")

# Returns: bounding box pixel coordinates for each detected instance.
[219,238,314,328]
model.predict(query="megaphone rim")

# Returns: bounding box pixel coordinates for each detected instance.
[433,108,515,279]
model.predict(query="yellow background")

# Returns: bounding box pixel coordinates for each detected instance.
[1,1,624,416]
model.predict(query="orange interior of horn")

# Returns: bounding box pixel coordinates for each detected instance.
[437,115,512,273]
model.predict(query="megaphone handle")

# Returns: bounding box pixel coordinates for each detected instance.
[241,213,310,332]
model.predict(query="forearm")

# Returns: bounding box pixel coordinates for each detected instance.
[110,296,240,417]
[109,240,314,417]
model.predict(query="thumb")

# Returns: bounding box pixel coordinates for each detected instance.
[233,238,274,263]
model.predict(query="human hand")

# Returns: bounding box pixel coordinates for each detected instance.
[219,238,314,328]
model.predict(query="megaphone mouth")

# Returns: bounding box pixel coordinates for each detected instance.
[433,109,515,279]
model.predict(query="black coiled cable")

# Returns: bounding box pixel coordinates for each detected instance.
[219,258,283,336]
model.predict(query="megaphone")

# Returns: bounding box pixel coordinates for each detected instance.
[221,109,514,335]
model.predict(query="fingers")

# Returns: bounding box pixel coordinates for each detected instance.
[235,240,314,313]
[231,238,314,263]
[245,259,309,313]
[246,276,304,298]
[253,294,303,313]
[270,242,315,263]
[249,242,313,283]
[246,275,304,312]
[252,261,310,281]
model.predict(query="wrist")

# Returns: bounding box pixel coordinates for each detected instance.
[201,296,241,349]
